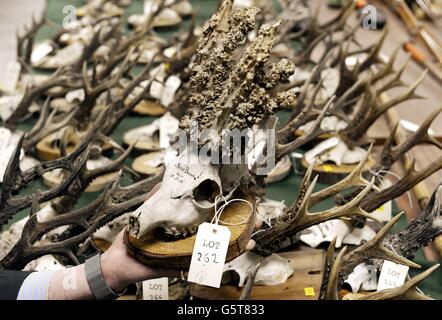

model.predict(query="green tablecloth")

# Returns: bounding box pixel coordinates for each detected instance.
[4,0,441,299]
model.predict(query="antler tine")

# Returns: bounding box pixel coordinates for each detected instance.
[310,144,378,206]
[112,169,165,203]
[371,46,400,84]
[340,212,421,279]
[283,163,316,221]
[253,176,375,256]
[293,30,329,65]
[303,177,377,225]
[325,246,347,300]
[375,70,428,118]
[239,262,262,300]
[84,142,135,181]
[359,27,389,71]
[319,237,337,300]
[354,264,440,300]
[23,106,77,152]
[27,98,51,138]
[278,75,328,142]
[319,0,356,31]
[400,107,442,151]
[16,8,46,65]
[0,145,90,229]
[276,95,335,159]
[379,122,400,169]
[363,156,442,212]
[376,50,410,93]
[0,134,26,208]
[380,107,442,170]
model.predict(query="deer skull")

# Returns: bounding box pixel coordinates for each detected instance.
[300,219,376,248]
[304,137,367,166]
[344,263,378,293]
[223,251,294,287]
[129,147,223,239]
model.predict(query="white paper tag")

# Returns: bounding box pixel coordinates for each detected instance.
[31,42,54,65]
[188,222,231,288]
[377,260,409,291]
[0,95,22,121]
[144,0,158,15]
[372,179,392,222]
[159,113,179,148]
[142,277,169,300]
[2,61,21,93]
[65,89,85,103]
[0,127,12,147]
[0,145,18,183]
[373,201,392,222]
[161,75,181,107]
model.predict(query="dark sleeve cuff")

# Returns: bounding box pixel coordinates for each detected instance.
[0,270,33,300]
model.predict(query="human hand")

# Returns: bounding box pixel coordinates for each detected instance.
[100,184,258,292]
[100,231,180,292]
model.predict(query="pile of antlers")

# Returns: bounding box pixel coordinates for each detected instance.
[0,0,441,301]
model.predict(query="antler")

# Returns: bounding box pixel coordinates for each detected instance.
[346,264,440,300]
[379,107,442,170]
[0,177,144,269]
[275,96,335,159]
[22,98,77,152]
[0,134,91,229]
[253,169,375,256]
[74,47,138,127]
[321,240,347,300]
[5,68,82,127]
[383,185,442,259]
[340,70,428,145]
[340,212,421,280]
[50,141,135,214]
[16,8,47,69]
[362,157,442,212]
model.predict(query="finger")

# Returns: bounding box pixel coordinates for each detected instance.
[245,239,256,251]
[254,218,263,230]
[152,268,182,279]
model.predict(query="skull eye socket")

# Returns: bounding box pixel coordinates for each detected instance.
[193,179,221,204]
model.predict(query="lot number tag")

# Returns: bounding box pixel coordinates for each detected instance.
[188,222,231,288]
[142,277,169,300]
[377,260,409,291]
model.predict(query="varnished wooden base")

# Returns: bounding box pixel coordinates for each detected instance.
[132,152,165,176]
[124,194,256,269]
[190,247,324,300]
[36,132,113,161]
[42,170,119,192]
[131,99,166,116]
